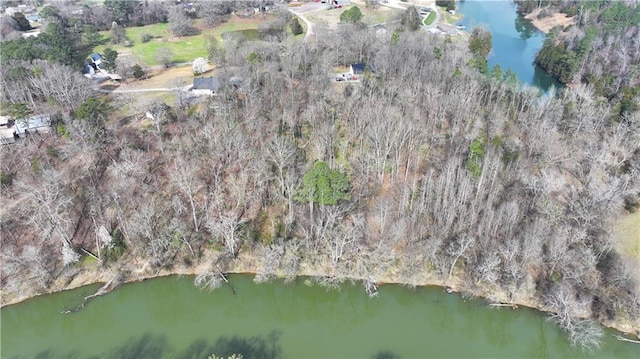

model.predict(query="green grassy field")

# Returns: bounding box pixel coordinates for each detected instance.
[424,11,437,26]
[94,16,305,66]
[362,7,402,25]
[440,6,463,24]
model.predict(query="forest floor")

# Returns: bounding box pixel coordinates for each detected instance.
[524,8,576,34]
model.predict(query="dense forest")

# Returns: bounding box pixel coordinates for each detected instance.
[1,0,640,351]
[516,0,640,114]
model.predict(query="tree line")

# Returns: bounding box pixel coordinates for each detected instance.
[1,15,639,351]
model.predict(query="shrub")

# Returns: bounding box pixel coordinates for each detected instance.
[0,171,14,186]
[290,18,303,35]
[132,64,145,79]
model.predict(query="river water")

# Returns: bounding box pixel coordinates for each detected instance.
[457,0,562,91]
[1,275,638,358]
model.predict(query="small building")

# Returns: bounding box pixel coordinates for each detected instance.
[350,63,366,76]
[437,23,458,36]
[350,63,374,76]
[90,53,103,67]
[14,114,51,136]
[26,14,40,22]
[4,7,18,16]
[0,116,16,145]
[83,63,96,78]
[192,77,221,96]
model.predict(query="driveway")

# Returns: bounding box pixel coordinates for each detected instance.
[288,2,332,42]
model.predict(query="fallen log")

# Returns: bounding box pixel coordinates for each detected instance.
[489,303,519,309]
[61,279,119,314]
[614,335,640,344]
[218,270,237,295]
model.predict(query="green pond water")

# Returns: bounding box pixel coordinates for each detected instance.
[457,0,563,92]
[1,275,638,358]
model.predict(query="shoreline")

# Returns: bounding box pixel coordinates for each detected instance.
[2,253,639,341]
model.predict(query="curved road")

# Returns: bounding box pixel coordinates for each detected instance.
[289,7,314,42]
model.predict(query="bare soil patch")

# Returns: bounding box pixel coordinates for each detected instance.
[524,8,576,34]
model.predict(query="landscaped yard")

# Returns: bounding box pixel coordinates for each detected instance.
[424,11,436,25]
[307,4,402,29]
[441,6,463,24]
[94,14,305,66]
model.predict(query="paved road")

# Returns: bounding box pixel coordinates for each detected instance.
[379,0,408,10]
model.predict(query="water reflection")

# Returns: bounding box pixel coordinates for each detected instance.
[372,350,401,359]
[514,15,535,40]
[31,331,284,359]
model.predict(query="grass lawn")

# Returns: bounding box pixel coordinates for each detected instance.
[293,15,307,39]
[361,6,402,25]
[307,5,401,29]
[424,11,436,26]
[94,15,278,66]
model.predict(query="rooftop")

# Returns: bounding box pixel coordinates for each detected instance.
[193,77,221,92]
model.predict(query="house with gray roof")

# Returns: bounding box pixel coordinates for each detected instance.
[192,77,221,96]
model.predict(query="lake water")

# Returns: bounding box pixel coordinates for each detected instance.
[1,275,638,358]
[457,0,562,91]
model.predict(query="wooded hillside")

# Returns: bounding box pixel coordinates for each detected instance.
[1,21,639,348]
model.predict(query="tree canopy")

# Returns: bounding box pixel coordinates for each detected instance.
[296,162,350,206]
[401,7,422,31]
[468,27,492,74]
[340,6,363,24]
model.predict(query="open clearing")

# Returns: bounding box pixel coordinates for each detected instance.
[307,2,402,29]
[615,210,640,262]
[524,8,576,34]
[94,14,303,66]
[114,65,197,90]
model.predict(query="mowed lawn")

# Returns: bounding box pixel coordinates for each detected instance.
[94,15,300,66]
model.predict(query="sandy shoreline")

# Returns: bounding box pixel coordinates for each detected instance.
[524,8,576,34]
[2,251,639,340]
